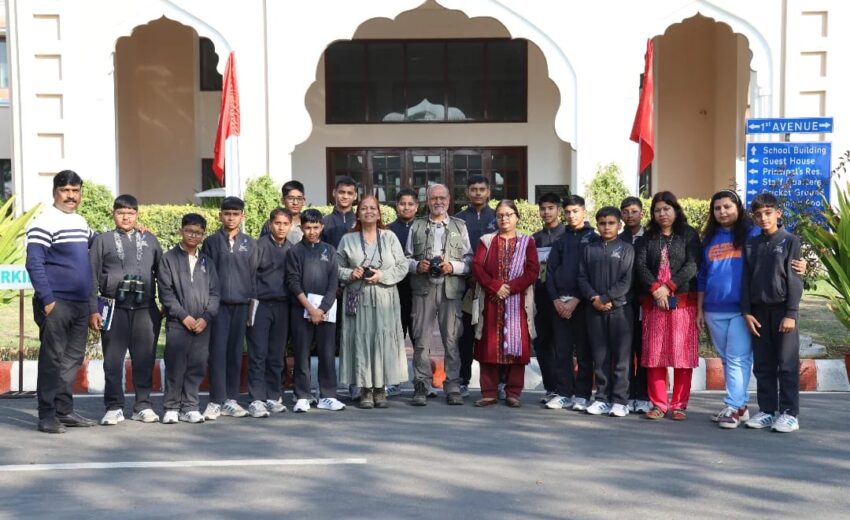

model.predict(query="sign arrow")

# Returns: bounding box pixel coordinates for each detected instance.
[749,158,759,164]
[750,145,757,154]
[748,168,759,174]
[747,189,758,195]
[748,179,759,185]
[748,123,761,130]
[820,122,832,129]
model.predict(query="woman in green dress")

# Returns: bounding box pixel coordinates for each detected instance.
[337,194,410,408]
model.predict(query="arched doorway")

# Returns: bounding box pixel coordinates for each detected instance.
[290,1,575,207]
[651,14,763,198]
[114,17,223,204]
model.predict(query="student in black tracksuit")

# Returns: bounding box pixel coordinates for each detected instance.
[544,195,599,411]
[619,196,651,412]
[245,208,294,418]
[89,194,163,425]
[532,192,565,400]
[742,193,803,433]
[578,207,634,417]
[286,209,344,412]
[158,213,220,424]
[202,196,258,419]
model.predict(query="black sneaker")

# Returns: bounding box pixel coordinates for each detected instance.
[411,382,428,406]
[446,392,464,406]
[37,416,66,434]
[57,411,96,427]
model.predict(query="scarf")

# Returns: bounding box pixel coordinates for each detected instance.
[502,234,530,357]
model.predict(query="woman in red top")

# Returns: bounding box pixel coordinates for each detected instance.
[471,200,540,407]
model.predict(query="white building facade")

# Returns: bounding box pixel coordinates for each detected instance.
[4,0,849,211]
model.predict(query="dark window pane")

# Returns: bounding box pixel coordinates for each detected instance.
[447,42,485,121]
[201,158,222,190]
[367,43,405,122]
[326,42,366,122]
[406,43,445,121]
[199,38,222,91]
[487,40,526,121]
[372,154,402,204]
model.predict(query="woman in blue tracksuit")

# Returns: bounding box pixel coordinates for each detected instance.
[697,190,805,429]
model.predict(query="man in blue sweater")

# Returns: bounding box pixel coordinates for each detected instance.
[26,170,97,433]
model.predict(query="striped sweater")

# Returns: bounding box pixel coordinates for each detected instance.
[25,205,94,306]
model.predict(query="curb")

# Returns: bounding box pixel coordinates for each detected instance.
[1,357,849,394]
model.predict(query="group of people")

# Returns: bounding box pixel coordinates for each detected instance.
[24,169,806,435]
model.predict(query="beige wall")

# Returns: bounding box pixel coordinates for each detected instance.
[655,16,748,198]
[292,3,573,205]
[116,19,202,204]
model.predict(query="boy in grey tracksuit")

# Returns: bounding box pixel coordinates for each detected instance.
[158,214,220,424]
[89,194,163,425]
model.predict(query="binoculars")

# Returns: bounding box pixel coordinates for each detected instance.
[428,256,444,278]
[116,274,146,304]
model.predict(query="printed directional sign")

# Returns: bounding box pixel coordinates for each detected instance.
[746,117,833,135]
[0,265,32,290]
[745,142,831,213]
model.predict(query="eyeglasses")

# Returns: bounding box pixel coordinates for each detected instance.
[496,213,516,220]
[284,196,305,202]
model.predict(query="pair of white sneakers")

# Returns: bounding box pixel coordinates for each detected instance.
[201,399,249,420]
[247,399,288,418]
[293,397,346,413]
[585,401,629,417]
[100,408,160,425]
[162,410,204,424]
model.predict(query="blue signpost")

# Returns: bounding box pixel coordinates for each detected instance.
[746,117,833,135]
[745,142,832,211]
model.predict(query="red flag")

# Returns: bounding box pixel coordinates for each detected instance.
[213,51,240,186]
[630,39,654,173]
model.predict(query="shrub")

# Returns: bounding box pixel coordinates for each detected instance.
[680,198,710,234]
[0,197,41,305]
[585,163,630,219]
[78,181,115,233]
[243,175,281,237]
[138,205,219,250]
[311,203,398,225]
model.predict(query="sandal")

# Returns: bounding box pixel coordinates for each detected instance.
[671,409,687,421]
[644,407,666,420]
[505,397,522,408]
[474,398,498,407]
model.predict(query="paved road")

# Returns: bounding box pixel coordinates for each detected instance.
[0,392,848,519]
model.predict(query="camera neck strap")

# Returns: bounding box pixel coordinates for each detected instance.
[113,230,144,272]
[359,230,382,268]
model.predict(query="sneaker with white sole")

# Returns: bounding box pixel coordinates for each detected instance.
[540,392,559,404]
[571,397,589,412]
[426,386,438,398]
[221,399,249,418]
[544,395,573,410]
[633,400,652,414]
[162,410,179,424]
[459,384,470,398]
[265,399,287,413]
[586,401,612,415]
[746,411,776,429]
[203,402,221,421]
[386,385,402,397]
[627,399,636,412]
[179,410,205,423]
[249,400,270,418]
[609,403,629,417]
[772,412,799,433]
[717,405,744,429]
[131,408,160,423]
[317,397,346,411]
[497,383,507,400]
[100,409,124,426]
[293,398,311,413]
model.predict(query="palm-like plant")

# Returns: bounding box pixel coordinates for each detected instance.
[0,197,42,304]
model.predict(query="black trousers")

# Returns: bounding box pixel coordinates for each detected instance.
[586,305,633,405]
[246,300,289,402]
[33,298,90,420]
[290,306,337,400]
[627,308,649,401]
[102,306,161,412]
[398,277,413,340]
[164,322,210,412]
[533,293,557,393]
[209,303,249,403]
[551,302,593,400]
[751,304,800,416]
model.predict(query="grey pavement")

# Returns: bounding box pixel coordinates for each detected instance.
[0,392,849,519]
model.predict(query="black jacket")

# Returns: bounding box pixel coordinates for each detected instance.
[741,227,803,319]
[158,246,220,324]
[201,229,258,304]
[545,222,599,300]
[578,238,634,309]
[285,240,338,313]
[255,234,292,302]
[321,208,356,248]
[635,226,701,295]
[455,205,497,250]
[90,229,162,309]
